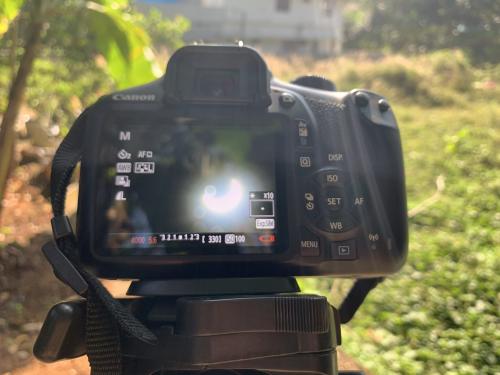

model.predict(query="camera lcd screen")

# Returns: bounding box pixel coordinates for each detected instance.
[95,116,287,256]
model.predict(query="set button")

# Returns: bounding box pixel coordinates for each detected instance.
[324,187,344,211]
[300,169,357,234]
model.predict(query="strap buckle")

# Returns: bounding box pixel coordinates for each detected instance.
[51,215,74,240]
[42,241,88,296]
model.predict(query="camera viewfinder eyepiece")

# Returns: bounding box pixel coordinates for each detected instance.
[164,45,272,108]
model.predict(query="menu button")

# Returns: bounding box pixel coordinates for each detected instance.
[300,229,321,257]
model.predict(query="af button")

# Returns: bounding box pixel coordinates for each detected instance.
[353,196,365,206]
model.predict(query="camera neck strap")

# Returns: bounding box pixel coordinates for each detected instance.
[47,110,157,375]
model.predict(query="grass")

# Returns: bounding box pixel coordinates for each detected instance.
[266,51,500,374]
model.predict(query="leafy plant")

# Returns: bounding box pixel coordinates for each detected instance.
[0,0,24,36]
[0,0,162,220]
[139,8,190,53]
[343,0,500,64]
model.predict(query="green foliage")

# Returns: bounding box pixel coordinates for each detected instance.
[268,50,485,107]
[343,0,500,64]
[82,1,160,88]
[0,0,190,132]
[26,58,114,134]
[2,0,162,90]
[293,54,500,373]
[0,0,24,36]
[139,8,190,53]
[344,104,499,374]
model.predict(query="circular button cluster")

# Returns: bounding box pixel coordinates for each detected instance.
[301,168,361,234]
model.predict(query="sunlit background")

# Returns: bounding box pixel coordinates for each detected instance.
[0,1,498,374]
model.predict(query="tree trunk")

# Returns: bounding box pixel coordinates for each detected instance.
[0,1,44,222]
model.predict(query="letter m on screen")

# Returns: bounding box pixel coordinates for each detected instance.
[119,131,131,141]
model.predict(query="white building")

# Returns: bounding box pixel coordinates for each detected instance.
[136,0,343,56]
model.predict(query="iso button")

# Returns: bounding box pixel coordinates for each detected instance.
[316,170,344,186]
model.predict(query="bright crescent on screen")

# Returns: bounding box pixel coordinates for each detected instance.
[202,178,244,214]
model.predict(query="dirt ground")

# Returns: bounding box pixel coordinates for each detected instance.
[0,160,367,375]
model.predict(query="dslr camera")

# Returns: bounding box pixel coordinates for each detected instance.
[78,45,407,278]
[35,45,407,375]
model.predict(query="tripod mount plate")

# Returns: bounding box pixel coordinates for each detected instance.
[127,277,300,297]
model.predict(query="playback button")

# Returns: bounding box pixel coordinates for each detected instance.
[330,240,357,260]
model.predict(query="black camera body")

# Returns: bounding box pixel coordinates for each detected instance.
[76,45,407,280]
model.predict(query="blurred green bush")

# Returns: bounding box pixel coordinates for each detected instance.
[269,50,499,107]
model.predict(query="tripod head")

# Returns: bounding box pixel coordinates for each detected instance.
[33,277,358,375]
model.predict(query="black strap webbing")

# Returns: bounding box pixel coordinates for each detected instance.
[86,289,122,375]
[338,277,384,324]
[49,110,157,375]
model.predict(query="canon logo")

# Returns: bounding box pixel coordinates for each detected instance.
[112,94,156,101]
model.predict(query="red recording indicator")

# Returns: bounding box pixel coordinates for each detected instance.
[258,234,276,245]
